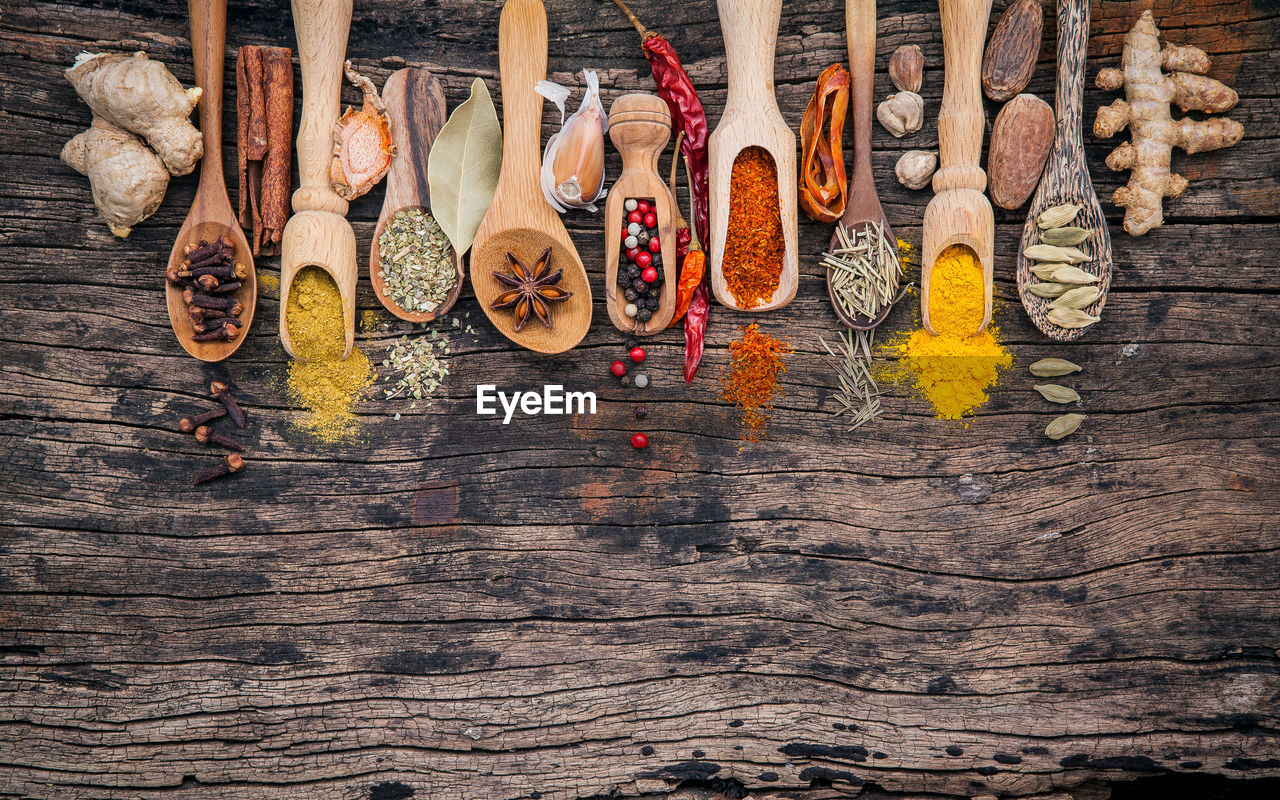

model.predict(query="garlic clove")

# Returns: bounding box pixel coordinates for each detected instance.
[537,70,608,212]
[876,91,924,138]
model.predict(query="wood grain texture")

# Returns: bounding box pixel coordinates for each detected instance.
[368,67,463,323]
[2,1,1279,799]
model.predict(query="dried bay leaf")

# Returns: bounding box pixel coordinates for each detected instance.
[1046,413,1086,440]
[1029,357,1081,377]
[1035,383,1081,404]
[428,78,502,256]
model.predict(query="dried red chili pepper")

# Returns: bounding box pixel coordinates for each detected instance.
[610,0,709,246]
[683,282,709,385]
[670,154,705,326]
[799,63,850,223]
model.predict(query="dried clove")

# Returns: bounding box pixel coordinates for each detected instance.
[195,424,244,451]
[178,406,228,433]
[192,322,241,342]
[196,273,220,292]
[210,381,246,427]
[194,453,245,485]
[210,281,242,295]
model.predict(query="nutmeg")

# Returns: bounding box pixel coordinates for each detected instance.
[895,150,937,191]
[889,45,924,93]
[876,91,924,138]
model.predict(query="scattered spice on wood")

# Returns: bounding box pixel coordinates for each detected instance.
[179,406,227,433]
[194,424,244,452]
[490,247,573,332]
[820,329,883,432]
[722,323,791,442]
[236,45,293,256]
[381,331,450,410]
[377,207,456,314]
[723,147,784,309]
[194,453,244,485]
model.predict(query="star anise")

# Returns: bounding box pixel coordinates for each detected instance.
[490,247,573,332]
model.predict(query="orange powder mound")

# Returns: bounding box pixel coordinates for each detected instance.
[722,147,784,309]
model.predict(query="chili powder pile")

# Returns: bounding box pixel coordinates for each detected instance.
[723,147,784,309]
[722,323,791,442]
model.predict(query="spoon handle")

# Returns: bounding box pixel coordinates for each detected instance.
[290,0,352,216]
[497,0,548,205]
[188,0,228,201]
[935,0,992,193]
[1054,0,1088,145]
[846,0,876,201]
[718,0,783,112]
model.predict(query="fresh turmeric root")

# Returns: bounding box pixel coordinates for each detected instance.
[329,61,396,201]
[1094,11,1243,236]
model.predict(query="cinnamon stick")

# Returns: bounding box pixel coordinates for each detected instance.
[236,45,293,257]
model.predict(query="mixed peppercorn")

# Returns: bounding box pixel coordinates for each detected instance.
[617,197,665,323]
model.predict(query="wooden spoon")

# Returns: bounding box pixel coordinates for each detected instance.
[922,0,994,336]
[826,0,897,330]
[166,0,256,362]
[1016,0,1113,341]
[604,93,677,334]
[471,0,591,354]
[280,0,357,360]
[707,0,799,313]
[369,67,463,323]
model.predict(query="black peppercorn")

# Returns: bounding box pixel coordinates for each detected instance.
[634,406,647,419]
[616,271,630,287]
[624,288,638,302]
[636,230,651,247]
[637,308,652,322]
[625,338,639,350]
[633,279,648,293]
[627,265,640,278]
[646,297,660,311]
[619,374,632,387]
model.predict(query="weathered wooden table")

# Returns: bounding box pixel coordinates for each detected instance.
[2,1,1277,798]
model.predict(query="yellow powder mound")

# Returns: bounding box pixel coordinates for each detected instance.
[285,267,375,442]
[880,244,1012,421]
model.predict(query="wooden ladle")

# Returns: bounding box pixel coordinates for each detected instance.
[922,0,994,336]
[369,67,463,323]
[604,93,677,334]
[166,0,256,362]
[708,0,798,312]
[1016,0,1113,341]
[471,0,592,354]
[826,0,897,330]
[280,0,357,360]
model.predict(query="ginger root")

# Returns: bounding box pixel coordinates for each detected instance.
[66,52,203,176]
[1093,11,1242,236]
[61,119,170,238]
[330,61,396,201]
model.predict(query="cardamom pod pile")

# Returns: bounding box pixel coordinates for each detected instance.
[1027,204,1103,331]
[1028,358,1086,441]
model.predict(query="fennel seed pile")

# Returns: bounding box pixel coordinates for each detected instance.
[377,208,456,314]
[822,221,902,321]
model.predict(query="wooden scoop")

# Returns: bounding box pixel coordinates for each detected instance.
[922,0,994,336]
[166,0,256,362]
[471,0,591,354]
[826,0,897,330]
[1016,0,1113,342]
[280,0,357,360]
[369,68,463,323]
[604,93,677,334]
[708,0,799,312]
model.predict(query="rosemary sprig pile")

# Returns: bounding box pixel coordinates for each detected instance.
[819,329,882,432]
[822,221,902,321]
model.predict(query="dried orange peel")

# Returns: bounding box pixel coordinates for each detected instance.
[330,61,396,201]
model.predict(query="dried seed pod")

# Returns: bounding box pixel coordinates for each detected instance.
[1030,262,1068,280]
[1029,358,1082,377]
[1049,265,1099,285]
[1029,282,1070,298]
[1035,384,1081,404]
[1047,308,1101,329]
[988,93,1054,209]
[1041,226,1091,246]
[1038,204,1081,229]
[876,91,923,137]
[895,150,937,190]
[982,0,1044,102]
[1049,286,1101,309]
[889,45,924,93]
[1024,243,1089,264]
[1046,413,1086,441]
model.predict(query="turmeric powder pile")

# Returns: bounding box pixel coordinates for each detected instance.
[880,245,1011,421]
[285,267,374,442]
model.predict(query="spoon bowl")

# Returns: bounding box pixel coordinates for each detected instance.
[369,68,463,323]
[167,0,255,362]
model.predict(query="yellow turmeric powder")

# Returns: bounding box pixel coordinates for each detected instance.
[880,245,1011,421]
[285,267,374,442]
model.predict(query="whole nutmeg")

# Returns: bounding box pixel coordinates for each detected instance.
[889,45,924,93]
[876,91,924,138]
[895,150,937,191]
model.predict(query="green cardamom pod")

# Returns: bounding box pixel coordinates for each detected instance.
[1029,282,1070,298]
[1037,204,1081,229]
[1048,308,1101,329]
[1035,383,1081,404]
[1050,286,1101,309]
[1029,358,1082,377]
[1041,226,1091,246]
[1046,413,1086,441]
[1049,265,1099,285]
[1025,244,1089,264]
[1030,262,1068,281]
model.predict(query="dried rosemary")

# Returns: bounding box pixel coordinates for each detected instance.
[377,208,457,314]
[822,221,902,321]
[819,328,882,432]
[381,330,450,409]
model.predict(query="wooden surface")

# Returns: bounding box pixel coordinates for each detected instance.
[1,1,1278,799]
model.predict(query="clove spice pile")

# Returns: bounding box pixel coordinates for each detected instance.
[166,234,248,342]
[178,381,249,484]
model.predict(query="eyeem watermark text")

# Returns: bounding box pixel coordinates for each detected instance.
[476,385,597,424]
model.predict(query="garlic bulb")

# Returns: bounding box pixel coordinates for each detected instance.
[536,70,607,212]
[895,150,937,190]
[876,91,924,138]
